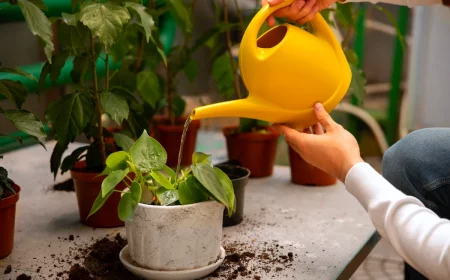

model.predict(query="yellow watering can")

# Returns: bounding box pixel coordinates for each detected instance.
[191,0,352,129]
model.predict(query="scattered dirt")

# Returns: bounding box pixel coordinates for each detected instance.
[52,179,75,192]
[16,274,32,280]
[4,265,12,274]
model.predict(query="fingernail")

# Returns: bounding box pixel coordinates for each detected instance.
[314,103,323,111]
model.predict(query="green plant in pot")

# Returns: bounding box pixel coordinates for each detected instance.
[0,65,47,258]
[42,0,165,227]
[89,131,235,272]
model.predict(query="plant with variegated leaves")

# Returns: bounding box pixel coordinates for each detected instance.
[88,131,235,221]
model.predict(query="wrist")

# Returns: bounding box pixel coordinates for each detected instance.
[339,156,364,182]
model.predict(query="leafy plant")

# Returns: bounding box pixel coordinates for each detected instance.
[88,131,235,221]
[0,163,16,200]
[43,0,166,178]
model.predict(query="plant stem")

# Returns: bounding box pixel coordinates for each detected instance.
[105,53,109,91]
[341,26,353,49]
[90,35,106,165]
[167,65,174,125]
[134,38,145,74]
[223,0,242,99]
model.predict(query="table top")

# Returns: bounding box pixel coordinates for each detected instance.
[0,135,377,280]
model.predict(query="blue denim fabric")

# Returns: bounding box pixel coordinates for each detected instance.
[382,128,450,280]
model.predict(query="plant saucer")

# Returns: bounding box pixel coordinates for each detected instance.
[119,245,226,280]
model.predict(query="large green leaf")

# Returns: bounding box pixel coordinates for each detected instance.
[113,133,134,152]
[124,2,154,43]
[183,59,198,83]
[61,12,78,26]
[156,187,179,206]
[166,0,192,35]
[178,175,208,205]
[100,91,129,125]
[118,181,141,220]
[336,3,354,27]
[344,49,359,65]
[59,22,90,56]
[191,162,235,214]
[106,151,129,171]
[150,170,173,189]
[60,145,89,173]
[46,93,94,145]
[28,0,48,11]
[0,80,27,109]
[136,71,160,109]
[79,2,131,50]
[348,64,367,106]
[101,168,129,197]
[50,142,68,178]
[71,55,90,84]
[88,186,114,219]
[212,53,235,99]
[3,110,46,143]
[173,94,186,117]
[192,152,211,165]
[110,69,137,93]
[129,130,167,172]
[0,68,37,82]
[163,165,176,182]
[17,0,54,63]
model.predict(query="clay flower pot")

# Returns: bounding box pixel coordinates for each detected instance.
[288,145,337,186]
[223,126,279,178]
[151,116,201,167]
[0,185,20,259]
[215,163,250,227]
[70,161,128,228]
[125,201,224,270]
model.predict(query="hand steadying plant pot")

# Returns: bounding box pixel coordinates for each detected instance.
[89,131,235,271]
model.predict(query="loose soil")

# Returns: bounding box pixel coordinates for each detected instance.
[4,265,12,274]
[16,274,31,280]
[1,188,15,199]
[52,179,75,192]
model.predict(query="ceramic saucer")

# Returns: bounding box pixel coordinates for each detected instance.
[119,245,225,280]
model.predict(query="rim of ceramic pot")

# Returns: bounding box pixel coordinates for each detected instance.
[136,200,221,210]
[215,164,251,181]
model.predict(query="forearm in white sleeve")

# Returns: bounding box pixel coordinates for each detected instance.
[340,0,443,7]
[345,162,450,280]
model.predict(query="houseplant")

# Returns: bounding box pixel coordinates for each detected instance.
[0,64,47,258]
[88,131,235,271]
[42,0,164,227]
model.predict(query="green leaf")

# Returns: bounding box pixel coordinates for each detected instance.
[88,186,114,219]
[124,2,154,43]
[3,110,46,143]
[0,68,37,82]
[97,166,112,177]
[136,70,161,109]
[166,0,192,35]
[320,8,336,27]
[191,162,235,214]
[129,130,167,172]
[183,59,198,83]
[101,168,129,197]
[71,55,90,84]
[50,51,70,84]
[79,2,131,50]
[374,5,406,51]
[86,142,104,169]
[0,80,27,109]
[29,0,48,11]
[113,133,134,152]
[178,175,208,205]
[106,151,129,171]
[50,142,68,179]
[239,118,258,133]
[100,91,129,125]
[61,145,89,173]
[156,187,179,206]
[46,93,93,145]
[71,0,88,11]
[192,152,211,165]
[61,12,78,26]
[110,69,137,93]
[344,49,359,65]
[336,3,354,27]
[118,181,141,220]
[173,94,186,117]
[59,22,89,56]
[212,53,235,99]
[150,170,173,189]
[163,165,176,181]
[17,0,54,63]
[38,62,50,92]
[348,64,367,106]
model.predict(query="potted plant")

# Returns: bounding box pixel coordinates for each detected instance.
[0,63,47,258]
[209,1,279,178]
[88,131,235,272]
[42,0,163,227]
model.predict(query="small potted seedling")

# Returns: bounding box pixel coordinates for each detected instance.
[88,131,235,274]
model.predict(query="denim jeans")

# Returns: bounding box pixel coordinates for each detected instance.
[382,128,450,280]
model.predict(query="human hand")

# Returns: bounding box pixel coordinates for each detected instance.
[272,103,363,182]
[261,0,337,26]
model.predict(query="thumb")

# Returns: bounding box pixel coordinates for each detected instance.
[314,103,336,131]
[267,0,285,5]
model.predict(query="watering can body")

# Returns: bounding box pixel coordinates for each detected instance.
[191,0,352,129]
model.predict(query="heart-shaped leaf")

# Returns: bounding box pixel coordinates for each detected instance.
[178,175,208,205]
[101,168,129,197]
[156,187,179,206]
[129,130,167,172]
[106,151,129,171]
[100,91,129,125]
[124,2,154,43]
[150,170,173,189]
[118,181,141,220]
[113,133,134,152]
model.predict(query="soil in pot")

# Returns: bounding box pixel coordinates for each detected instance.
[288,145,337,186]
[223,126,279,178]
[215,163,250,227]
[0,184,20,259]
[70,161,130,228]
[151,116,201,167]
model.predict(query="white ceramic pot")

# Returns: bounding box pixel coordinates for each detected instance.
[125,201,225,271]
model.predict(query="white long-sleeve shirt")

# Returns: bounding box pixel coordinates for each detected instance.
[345,162,450,280]
[343,0,443,7]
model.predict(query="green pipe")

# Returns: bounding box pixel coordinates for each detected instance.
[386,6,408,146]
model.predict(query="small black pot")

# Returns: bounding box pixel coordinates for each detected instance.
[215,162,250,227]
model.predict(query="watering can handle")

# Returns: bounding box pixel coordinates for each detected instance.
[244,0,341,58]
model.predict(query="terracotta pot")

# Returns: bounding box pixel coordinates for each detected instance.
[70,161,128,228]
[288,145,337,186]
[0,185,20,259]
[223,126,279,178]
[151,116,201,167]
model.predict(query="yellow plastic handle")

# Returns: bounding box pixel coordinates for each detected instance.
[243,0,341,57]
